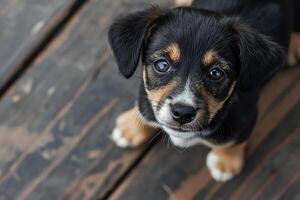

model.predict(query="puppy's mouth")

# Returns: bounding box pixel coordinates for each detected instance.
[163,125,194,132]
[161,125,203,139]
[156,118,209,139]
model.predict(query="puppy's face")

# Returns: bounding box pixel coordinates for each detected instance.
[142,13,238,137]
[109,7,285,145]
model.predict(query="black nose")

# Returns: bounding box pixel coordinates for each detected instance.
[171,103,196,125]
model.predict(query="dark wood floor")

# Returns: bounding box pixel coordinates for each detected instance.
[0,0,299,199]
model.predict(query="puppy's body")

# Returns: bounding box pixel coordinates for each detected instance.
[108,0,295,181]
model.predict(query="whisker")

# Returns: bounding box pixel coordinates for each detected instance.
[149,129,163,144]
[163,131,168,144]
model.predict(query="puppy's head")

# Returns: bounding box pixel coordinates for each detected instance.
[108,7,285,144]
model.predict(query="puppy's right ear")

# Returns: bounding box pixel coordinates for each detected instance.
[108,7,164,78]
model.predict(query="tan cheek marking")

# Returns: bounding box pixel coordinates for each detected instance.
[144,66,156,83]
[164,43,181,63]
[213,142,247,174]
[203,50,217,66]
[200,81,236,121]
[143,66,177,107]
[143,66,177,105]
[147,80,177,105]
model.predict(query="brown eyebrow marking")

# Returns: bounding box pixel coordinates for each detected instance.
[203,50,217,66]
[151,43,181,63]
[203,50,230,70]
[164,43,181,63]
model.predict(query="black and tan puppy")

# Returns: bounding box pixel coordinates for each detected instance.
[108,0,295,181]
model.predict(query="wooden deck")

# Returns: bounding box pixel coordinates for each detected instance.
[0,0,299,199]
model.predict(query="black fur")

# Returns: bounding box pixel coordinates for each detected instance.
[108,7,164,78]
[108,0,294,145]
[233,22,286,90]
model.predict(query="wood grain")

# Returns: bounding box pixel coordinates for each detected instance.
[1,0,299,199]
[0,0,87,91]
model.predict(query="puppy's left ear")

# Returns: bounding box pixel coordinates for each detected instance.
[233,21,286,91]
[108,7,164,78]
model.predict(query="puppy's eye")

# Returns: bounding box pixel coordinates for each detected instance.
[208,67,225,81]
[153,59,170,73]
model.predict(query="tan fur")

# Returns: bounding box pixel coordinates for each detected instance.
[203,50,217,66]
[174,0,193,6]
[115,106,158,146]
[288,33,300,66]
[203,50,230,71]
[148,81,177,104]
[200,81,236,121]
[144,65,156,83]
[147,79,177,105]
[151,43,181,63]
[213,142,247,175]
[165,43,181,63]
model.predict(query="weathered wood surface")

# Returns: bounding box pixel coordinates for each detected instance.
[0,0,85,91]
[110,68,300,200]
[0,0,171,199]
[0,0,300,199]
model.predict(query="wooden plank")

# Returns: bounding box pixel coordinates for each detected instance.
[0,0,172,199]
[0,0,86,91]
[109,68,300,200]
[14,58,141,200]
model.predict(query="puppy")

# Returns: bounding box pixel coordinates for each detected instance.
[108,0,294,181]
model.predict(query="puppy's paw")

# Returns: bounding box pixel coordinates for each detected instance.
[206,151,243,182]
[206,152,234,182]
[111,127,131,148]
[110,107,157,148]
[110,125,150,148]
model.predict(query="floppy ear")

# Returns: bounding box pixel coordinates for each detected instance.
[234,22,286,91]
[108,7,163,78]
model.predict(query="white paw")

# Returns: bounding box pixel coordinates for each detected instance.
[111,127,130,148]
[206,152,234,182]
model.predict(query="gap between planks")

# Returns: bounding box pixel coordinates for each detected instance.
[101,135,162,200]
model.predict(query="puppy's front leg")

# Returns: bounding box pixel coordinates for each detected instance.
[111,106,158,148]
[206,142,247,182]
